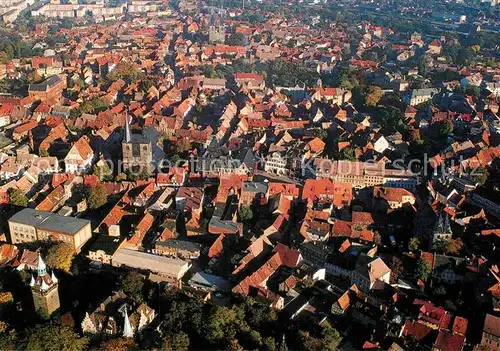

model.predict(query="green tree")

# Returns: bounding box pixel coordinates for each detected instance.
[45,242,74,272]
[435,285,447,296]
[7,188,28,207]
[321,323,342,351]
[226,33,246,46]
[418,57,427,77]
[203,305,243,344]
[297,322,341,351]
[119,271,144,302]
[473,167,489,186]
[93,162,112,181]
[137,168,151,180]
[0,330,19,350]
[238,205,253,222]
[87,183,107,210]
[26,324,88,351]
[39,148,49,157]
[162,331,190,351]
[375,106,406,133]
[416,259,432,282]
[339,146,356,161]
[409,237,420,251]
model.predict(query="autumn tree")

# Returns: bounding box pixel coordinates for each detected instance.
[7,188,28,207]
[87,183,107,210]
[445,238,464,255]
[390,256,404,284]
[0,292,13,305]
[365,86,383,107]
[45,242,75,272]
[101,337,136,351]
[107,61,143,83]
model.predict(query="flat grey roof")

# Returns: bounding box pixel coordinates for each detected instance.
[112,249,191,279]
[209,216,241,232]
[9,208,90,235]
[243,181,268,193]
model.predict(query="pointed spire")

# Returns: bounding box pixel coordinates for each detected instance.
[40,279,49,291]
[51,271,58,284]
[122,307,134,338]
[37,253,47,277]
[29,275,35,287]
[124,112,131,143]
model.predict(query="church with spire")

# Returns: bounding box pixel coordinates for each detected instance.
[121,113,153,174]
[81,291,155,338]
[30,253,60,318]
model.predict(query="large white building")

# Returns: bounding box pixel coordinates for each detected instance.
[112,249,191,283]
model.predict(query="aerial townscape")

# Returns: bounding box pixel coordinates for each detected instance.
[0,0,498,349]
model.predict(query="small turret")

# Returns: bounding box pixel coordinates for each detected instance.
[51,271,58,284]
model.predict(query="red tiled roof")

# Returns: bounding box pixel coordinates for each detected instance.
[452,316,468,335]
[13,120,38,134]
[402,320,433,341]
[128,212,154,248]
[272,243,301,268]
[434,330,465,351]
[208,234,225,258]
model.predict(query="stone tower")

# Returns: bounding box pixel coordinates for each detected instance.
[121,114,153,174]
[209,25,225,44]
[30,254,60,318]
[208,5,225,44]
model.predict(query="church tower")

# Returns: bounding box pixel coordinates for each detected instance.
[121,113,153,174]
[30,254,60,319]
[208,1,226,44]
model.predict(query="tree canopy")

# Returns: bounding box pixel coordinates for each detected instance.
[45,242,75,273]
[7,188,28,207]
[118,271,144,302]
[25,324,88,351]
[365,86,383,107]
[238,205,253,222]
[87,183,107,210]
[416,259,432,282]
[226,33,247,46]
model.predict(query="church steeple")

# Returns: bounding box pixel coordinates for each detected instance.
[124,113,131,143]
[122,306,134,338]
